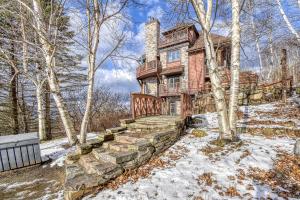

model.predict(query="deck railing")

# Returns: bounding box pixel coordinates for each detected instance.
[136,60,161,79]
[159,82,181,96]
[131,93,162,119]
[159,30,190,48]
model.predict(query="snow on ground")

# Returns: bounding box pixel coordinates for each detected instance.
[2,98,299,200]
[85,99,299,200]
[85,132,295,200]
[40,132,98,167]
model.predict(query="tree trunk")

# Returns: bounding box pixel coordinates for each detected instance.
[47,60,78,145]
[268,31,275,82]
[204,33,231,139]
[294,139,300,156]
[10,61,19,135]
[32,0,78,145]
[191,0,231,139]
[45,82,52,140]
[79,64,95,143]
[281,49,287,103]
[276,0,300,43]
[21,84,29,133]
[36,85,46,140]
[228,0,241,140]
[79,0,100,143]
[249,0,263,73]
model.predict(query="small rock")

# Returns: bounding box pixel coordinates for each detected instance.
[76,144,93,155]
[87,138,103,148]
[192,129,207,138]
[106,127,126,134]
[98,133,114,142]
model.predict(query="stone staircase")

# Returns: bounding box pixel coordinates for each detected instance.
[64,116,185,200]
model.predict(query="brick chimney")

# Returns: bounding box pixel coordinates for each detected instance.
[145,17,160,62]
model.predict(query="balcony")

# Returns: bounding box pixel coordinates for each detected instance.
[159,30,190,48]
[161,64,184,76]
[136,60,161,80]
[159,83,181,97]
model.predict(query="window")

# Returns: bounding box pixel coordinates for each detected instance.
[170,102,177,116]
[143,83,148,94]
[168,76,180,88]
[167,49,180,62]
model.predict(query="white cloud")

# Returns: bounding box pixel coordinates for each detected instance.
[147,6,164,21]
[212,19,231,37]
[96,68,139,94]
[146,0,160,6]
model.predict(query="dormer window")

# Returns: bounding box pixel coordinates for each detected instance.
[167,49,180,62]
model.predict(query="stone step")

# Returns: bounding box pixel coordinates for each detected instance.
[78,154,122,176]
[114,135,143,144]
[126,123,177,130]
[64,163,103,200]
[98,132,115,142]
[92,148,138,165]
[106,127,127,134]
[102,141,131,152]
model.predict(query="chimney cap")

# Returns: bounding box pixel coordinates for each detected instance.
[146,16,160,25]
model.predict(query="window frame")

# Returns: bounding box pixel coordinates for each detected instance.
[167,49,180,63]
[168,76,180,88]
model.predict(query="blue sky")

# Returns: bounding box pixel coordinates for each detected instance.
[92,1,170,95]
[67,0,300,94]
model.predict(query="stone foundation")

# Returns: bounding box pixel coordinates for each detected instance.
[64,116,185,200]
[194,83,294,114]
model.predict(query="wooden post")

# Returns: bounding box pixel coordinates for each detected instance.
[281,49,287,103]
[131,94,136,119]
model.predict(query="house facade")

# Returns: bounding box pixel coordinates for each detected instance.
[136,18,231,116]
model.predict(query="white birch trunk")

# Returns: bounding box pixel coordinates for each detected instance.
[191,0,231,139]
[47,58,78,145]
[249,0,263,73]
[79,0,100,143]
[80,59,95,143]
[32,0,78,145]
[228,0,241,139]
[295,139,300,156]
[21,6,47,139]
[276,0,300,43]
[36,85,46,140]
[268,32,275,82]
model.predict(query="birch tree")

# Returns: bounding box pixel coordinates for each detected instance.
[18,0,78,145]
[248,0,263,73]
[79,0,129,143]
[228,0,241,140]
[19,4,48,140]
[190,0,231,139]
[275,0,300,43]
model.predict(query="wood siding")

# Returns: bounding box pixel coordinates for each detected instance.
[188,51,205,92]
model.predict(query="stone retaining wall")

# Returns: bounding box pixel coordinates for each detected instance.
[64,117,186,200]
[194,82,294,114]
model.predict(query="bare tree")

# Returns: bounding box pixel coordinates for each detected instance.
[17,0,78,145]
[228,0,241,140]
[79,0,129,143]
[190,0,231,139]
[19,5,48,140]
[275,0,300,43]
[248,0,263,73]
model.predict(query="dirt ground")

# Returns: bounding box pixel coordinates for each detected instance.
[0,164,64,200]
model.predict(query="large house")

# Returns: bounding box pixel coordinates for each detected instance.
[136,18,232,116]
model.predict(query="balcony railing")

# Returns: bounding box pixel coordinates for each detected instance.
[159,82,181,97]
[136,60,161,79]
[161,65,184,76]
[159,30,190,48]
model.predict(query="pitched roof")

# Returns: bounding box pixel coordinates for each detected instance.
[162,23,195,36]
[188,33,230,52]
